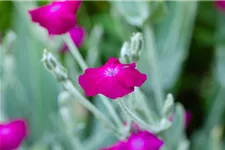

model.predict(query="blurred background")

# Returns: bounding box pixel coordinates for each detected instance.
[0,1,225,150]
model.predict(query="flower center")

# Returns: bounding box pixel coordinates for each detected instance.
[131,138,144,150]
[50,4,61,12]
[0,127,10,135]
[105,67,119,76]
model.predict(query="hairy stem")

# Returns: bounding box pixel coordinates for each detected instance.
[63,35,124,130]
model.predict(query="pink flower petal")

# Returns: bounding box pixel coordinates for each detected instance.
[184,111,192,127]
[60,26,86,52]
[96,76,134,99]
[215,1,225,11]
[127,131,163,150]
[78,58,147,99]
[79,67,106,96]
[116,67,147,88]
[29,0,81,35]
[52,0,82,13]
[100,131,163,150]
[0,119,28,150]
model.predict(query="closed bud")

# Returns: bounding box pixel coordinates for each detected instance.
[130,32,143,62]
[120,42,130,63]
[162,93,174,118]
[42,49,68,81]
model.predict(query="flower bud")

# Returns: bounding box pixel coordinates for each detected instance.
[42,49,68,81]
[130,32,143,62]
[162,93,174,118]
[119,32,143,63]
[120,42,130,63]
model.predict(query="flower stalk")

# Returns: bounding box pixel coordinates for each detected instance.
[63,35,124,130]
[58,91,84,150]
[42,50,121,137]
[63,34,88,70]
[117,98,162,133]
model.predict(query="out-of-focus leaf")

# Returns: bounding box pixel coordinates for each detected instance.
[191,13,225,148]
[163,103,186,150]
[204,88,225,132]
[84,96,116,150]
[86,25,104,67]
[191,130,210,150]
[113,1,149,27]
[140,1,198,91]
[148,1,167,24]
[0,1,13,36]
[112,1,167,27]
[156,1,198,90]
[2,1,59,144]
[214,12,225,88]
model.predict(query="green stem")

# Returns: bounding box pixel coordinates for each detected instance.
[117,98,159,133]
[63,34,124,130]
[62,80,121,137]
[63,34,88,70]
[59,103,84,150]
[135,88,155,124]
[143,25,164,115]
[99,95,124,129]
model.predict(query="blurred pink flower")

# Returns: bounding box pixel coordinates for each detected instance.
[101,131,163,150]
[29,0,81,35]
[78,58,147,99]
[215,1,225,11]
[60,26,86,52]
[127,131,163,150]
[0,119,28,150]
[184,111,192,127]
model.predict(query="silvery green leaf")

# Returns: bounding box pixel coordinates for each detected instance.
[3,1,60,142]
[113,1,149,27]
[162,93,174,118]
[191,130,211,150]
[140,1,198,91]
[149,1,167,24]
[86,25,104,67]
[85,96,116,150]
[156,1,198,89]
[214,13,225,88]
[163,103,186,150]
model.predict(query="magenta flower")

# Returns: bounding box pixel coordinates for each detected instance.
[215,1,225,11]
[0,119,28,150]
[184,111,192,127]
[101,131,163,150]
[127,131,163,150]
[60,26,86,52]
[78,58,147,99]
[54,0,82,13]
[29,0,81,35]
